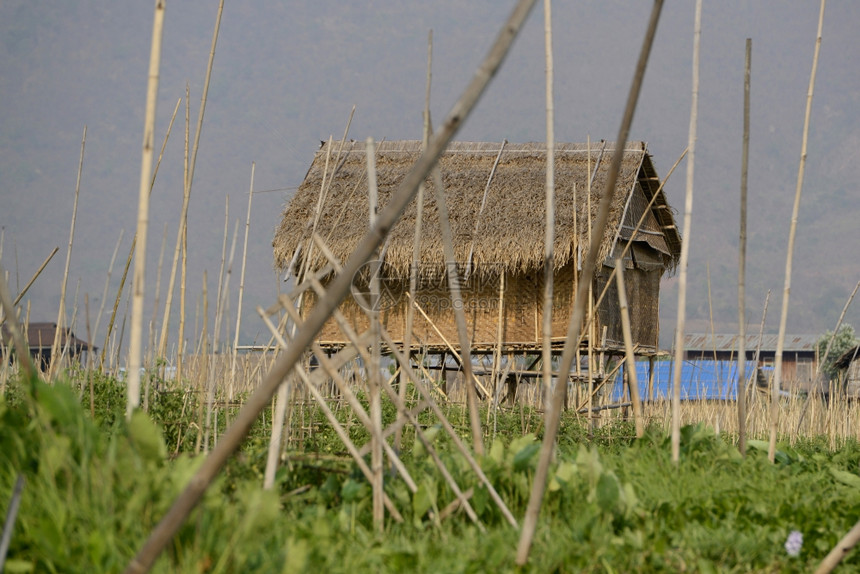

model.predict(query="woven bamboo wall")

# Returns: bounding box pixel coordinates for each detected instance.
[304,259,660,352]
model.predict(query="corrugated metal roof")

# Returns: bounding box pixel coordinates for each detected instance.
[683,333,819,353]
[612,359,758,401]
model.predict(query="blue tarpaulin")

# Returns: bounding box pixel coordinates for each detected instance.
[611,360,757,402]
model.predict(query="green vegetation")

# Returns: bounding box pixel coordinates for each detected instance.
[817,323,859,379]
[2,373,860,572]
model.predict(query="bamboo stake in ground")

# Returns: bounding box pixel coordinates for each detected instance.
[0,264,35,380]
[125,2,536,569]
[671,0,702,464]
[816,517,860,574]
[366,137,385,533]
[399,29,433,454]
[769,0,826,463]
[49,126,86,381]
[230,162,255,401]
[737,38,751,456]
[430,162,484,455]
[616,260,643,437]
[541,0,556,408]
[8,247,59,312]
[516,1,664,563]
[177,85,190,384]
[126,0,167,418]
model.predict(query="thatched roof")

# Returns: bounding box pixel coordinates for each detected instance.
[273,140,680,279]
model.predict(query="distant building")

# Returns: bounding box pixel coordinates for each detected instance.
[1,321,96,369]
[683,333,819,392]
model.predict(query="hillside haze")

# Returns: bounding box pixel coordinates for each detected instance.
[1,1,859,351]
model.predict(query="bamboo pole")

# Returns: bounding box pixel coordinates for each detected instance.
[49,126,86,381]
[671,0,702,464]
[816,518,860,574]
[399,30,433,453]
[204,219,238,452]
[158,91,196,360]
[541,0,556,407]
[230,163,255,401]
[769,0,826,463]
[125,2,536,569]
[91,233,122,355]
[737,38,751,456]
[616,260,643,437]
[102,97,179,373]
[177,85,190,383]
[366,137,385,533]
[127,0,166,418]
[0,264,35,380]
[516,1,663,563]
[429,161,484,454]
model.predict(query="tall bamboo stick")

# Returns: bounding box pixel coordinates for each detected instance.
[671,0,702,464]
[399,29,433,453]
[101,96,178,373]
[49,126,86,381]
[737,38,752,455]
[177,85,190,383]
[541,0,556,407]
[431,163,483,455]
[366,137,385,532]
[125,2,537,569]
[158,91,196,360]
[769,0,826,462]
[126,0,166,418]
[230,163,255,400]
[9,247,59,311]
[616,260,643,437]
[516,1,664,563]
[91,233,123,355]
[0,264,35,380]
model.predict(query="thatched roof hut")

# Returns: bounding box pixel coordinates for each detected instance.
[274,140,680,354]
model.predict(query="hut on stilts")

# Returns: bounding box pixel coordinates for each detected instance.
[273,140,681,403]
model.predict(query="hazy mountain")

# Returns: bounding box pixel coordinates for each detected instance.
[1,1,858,352]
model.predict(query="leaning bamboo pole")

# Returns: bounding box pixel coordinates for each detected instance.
[7,246,59,313]
[737,38,751,456]
[769,0,826,463]
[91,234,122,355]
[399,30,432,453]
[126,0,167,418]
[516,1,664,563]
[671,0,702,464]
[541,0,556,407]
[0,264,35,381]
[49,126,86,381]
[616,260,643,437]
[430,156,483,455]
[230,163,255,400]
[157,91,196,360]
[125,2,537,569]
[102,97,179,373]
[366,137,385,533]
[177,86,190,383]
